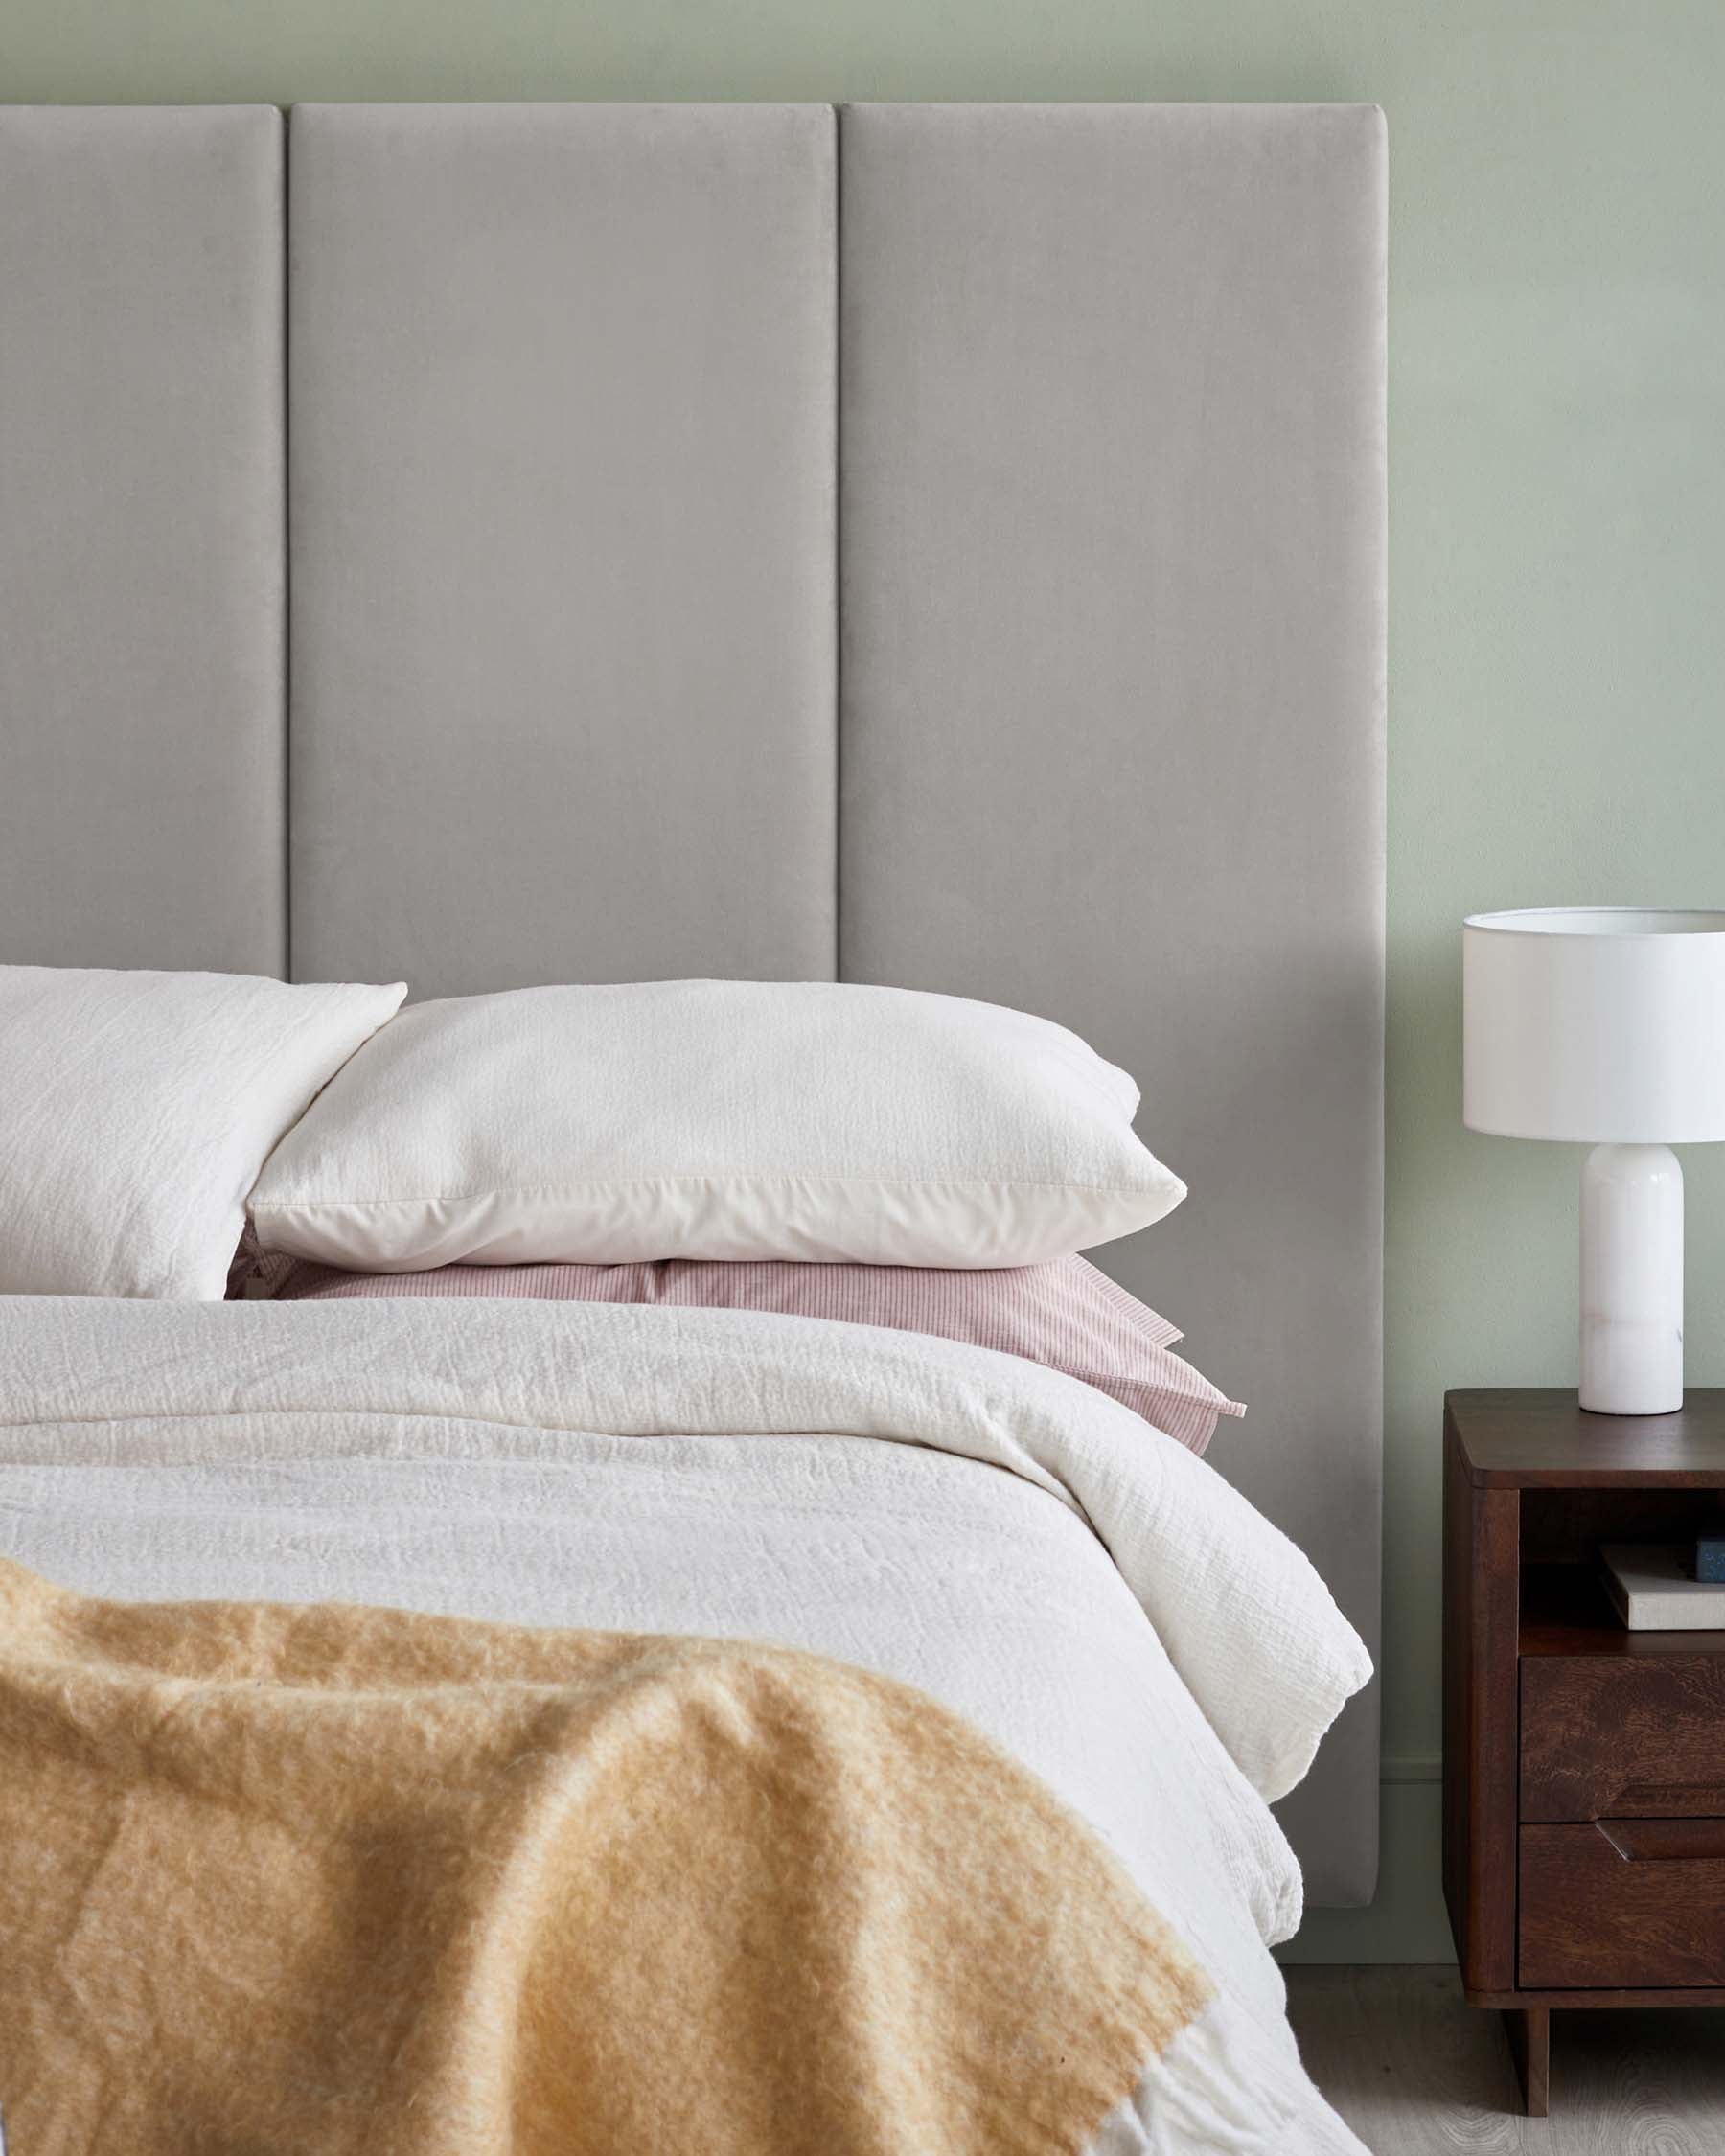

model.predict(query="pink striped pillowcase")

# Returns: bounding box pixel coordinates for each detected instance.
[239,1247,1244,1455]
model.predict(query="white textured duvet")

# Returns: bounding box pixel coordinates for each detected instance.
[0,1296,1368,2153]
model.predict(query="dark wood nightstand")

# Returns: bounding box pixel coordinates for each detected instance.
[1444,1389,1725,2116]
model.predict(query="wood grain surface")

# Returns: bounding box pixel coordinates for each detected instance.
[1442,1408,1520,1994]
[1445,1390,1725,2032]
[1521,1654,1725,1820]
[1447,1390,1725,1488]
[1520,1823,1725,1988]
[1285,1964,1725,2154]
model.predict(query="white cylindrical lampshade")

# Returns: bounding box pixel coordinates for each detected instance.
[1463,908,1725,1144]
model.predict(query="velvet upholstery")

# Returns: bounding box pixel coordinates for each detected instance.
[839,104,1387,1903]
[0,101,1385,1902]
[0,106,286,974]
[287,103,838,993]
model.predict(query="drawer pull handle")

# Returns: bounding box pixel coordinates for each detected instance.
[1597,1819,1725,1863]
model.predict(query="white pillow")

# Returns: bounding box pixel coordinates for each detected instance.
[0,966,405,1299]
[249,979,1185,1270]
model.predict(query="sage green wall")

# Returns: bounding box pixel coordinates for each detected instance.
[8,2,1724,1961]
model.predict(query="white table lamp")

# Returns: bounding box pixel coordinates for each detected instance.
[1463,908,1725,1416]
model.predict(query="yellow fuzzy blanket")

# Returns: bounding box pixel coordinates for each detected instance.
[0,1560,1210,2155]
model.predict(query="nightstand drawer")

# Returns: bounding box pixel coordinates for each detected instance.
[1520,1821,1725,1987]
[1521,1655,1725,1821]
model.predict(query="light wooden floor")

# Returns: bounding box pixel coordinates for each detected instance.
[1283,1966,1725,2154]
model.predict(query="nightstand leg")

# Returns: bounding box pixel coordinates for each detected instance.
[1504,2006,1550,2117]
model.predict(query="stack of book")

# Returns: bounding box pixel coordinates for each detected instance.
[1602,1541,1725,1630]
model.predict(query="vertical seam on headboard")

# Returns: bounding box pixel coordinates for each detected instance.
[280,103,294,983]
[831,103,844,985]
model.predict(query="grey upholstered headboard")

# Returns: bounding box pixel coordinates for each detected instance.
[0,101,1386,1905]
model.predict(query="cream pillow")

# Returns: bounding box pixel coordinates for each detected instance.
[0,966,405,1298]
[249,979,1185,1270]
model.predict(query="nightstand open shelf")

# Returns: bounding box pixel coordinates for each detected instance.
[1519,1562,1725,1656]
[1443,1390,1725,2118]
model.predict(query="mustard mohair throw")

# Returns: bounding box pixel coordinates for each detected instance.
[0,1559,1210,2154]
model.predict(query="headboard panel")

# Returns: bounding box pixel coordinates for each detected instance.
[840,103,1387,1906]
[0,101,1384,1905]
[288,104,838,995]
[0,106,286,975]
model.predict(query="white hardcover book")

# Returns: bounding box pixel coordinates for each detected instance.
[1600,1545,1725,1631]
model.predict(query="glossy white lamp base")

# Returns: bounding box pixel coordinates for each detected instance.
[1579,1142,1684,1415]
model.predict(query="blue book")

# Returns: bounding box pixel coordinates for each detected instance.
[1695,1537,1725,1584]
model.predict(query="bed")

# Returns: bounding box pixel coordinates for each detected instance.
[0,101,1387,2154]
